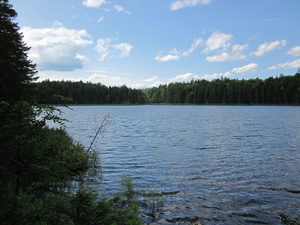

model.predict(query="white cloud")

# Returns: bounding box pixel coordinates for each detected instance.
[206,44,248,62]
[95,38,133,61]
[82,0,108,8]
[21,26,92,71]
[86,73,127,86]
[268,59,300,70]
[202,31,232,54]
[53,21,63,27]
[147,81,164,87]
[155,54,180,62]
[143,76,163,87]
[170,0,213,10]
[169,73,200,83]
[144,76,159,82]
[97,16,104,22]
[232,63,258,74]
[182,37,203,56]
[75,54,89,64]
[287,46,300,57]
[156,32,246,63]
[95,38,111,61]
[201,71,234,80]
[83,74,163,88]
[113,43,133,57]
[114,5,131,14]
[201,31,248,62]
[251,40,287,57]
[155,38,202,62]
[200,63,258,81]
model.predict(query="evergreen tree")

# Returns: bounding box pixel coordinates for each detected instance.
[0,0,41,196]
[0,0,37,103]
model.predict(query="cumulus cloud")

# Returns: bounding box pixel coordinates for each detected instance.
[206,44,248,62]
[143,76,163,87]
[95,38,133,61]
[144,76,159,82]
[75,54,89,64]
[156,31,247,63]
[170,0,213,10]
[114,5,131,14]
[82,0,108,8]
[86,73,127,86]
[250,40,287,57]
[113,43,133,57]
[201,71,234,80]
[21,26,92,71]
[202,31,232,54]
[147,81,164,87]
[287,46,300,57]
[201,31,248,62]
[169,73,200,83]
[95,38,111,61]
[155,38,202,62]
[83,74,162,88]
[268,59,300,70]
[155,54,180,62]
[232,63,258,74]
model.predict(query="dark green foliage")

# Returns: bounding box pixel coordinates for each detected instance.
[143,74,300,105]
[0,185,143,225]
[37,80,146,104]
[70,188,142,225]
[280,214,300,225]
[37,73,300,105]
[0,0,37,104]
[0,113,99,223]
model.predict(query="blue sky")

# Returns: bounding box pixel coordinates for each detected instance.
[12,0,300,88]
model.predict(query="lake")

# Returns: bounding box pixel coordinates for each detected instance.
[56,105,300,224]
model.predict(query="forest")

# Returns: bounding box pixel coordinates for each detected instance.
[144,73,300,105]
[37,80,146,104]
[37,73,300,105]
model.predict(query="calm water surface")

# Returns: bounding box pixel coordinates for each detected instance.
[57,105,300,224]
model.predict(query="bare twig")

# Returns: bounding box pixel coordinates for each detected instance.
[87,114,111,153]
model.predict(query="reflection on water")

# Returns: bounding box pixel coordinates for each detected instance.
[56,105,300,224]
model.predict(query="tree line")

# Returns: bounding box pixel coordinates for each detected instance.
[37,73,300,105]
[37,80,146,104]
[144,73,300,105]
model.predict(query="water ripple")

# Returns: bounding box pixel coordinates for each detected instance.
[58,105,300,224]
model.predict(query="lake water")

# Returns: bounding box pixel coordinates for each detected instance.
[57,105,300,224]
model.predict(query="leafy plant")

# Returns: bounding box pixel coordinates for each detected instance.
[118,176,140,214]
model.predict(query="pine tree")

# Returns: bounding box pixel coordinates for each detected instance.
[0,0,37,103]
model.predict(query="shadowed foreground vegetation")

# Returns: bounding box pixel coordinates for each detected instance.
[37,73,300,105]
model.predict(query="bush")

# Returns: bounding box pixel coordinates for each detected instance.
[0,124,143,225]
